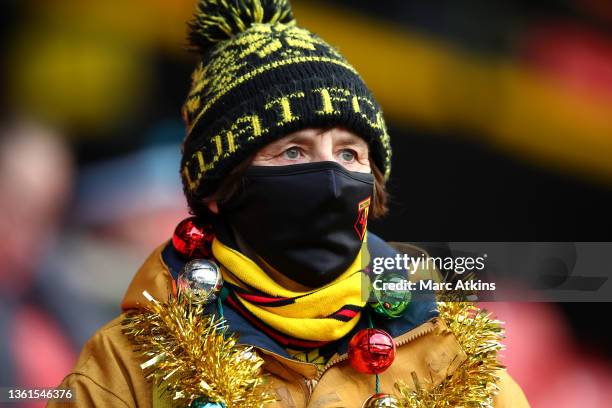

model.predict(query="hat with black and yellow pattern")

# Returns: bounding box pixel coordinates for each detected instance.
[181,0,391,202]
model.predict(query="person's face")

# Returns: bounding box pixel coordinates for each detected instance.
[207,127,370,214]
[251,127,370,171]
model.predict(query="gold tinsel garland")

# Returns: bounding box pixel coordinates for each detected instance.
[122,282,502,407]
[122,290,274,407]
[394,301,505,407]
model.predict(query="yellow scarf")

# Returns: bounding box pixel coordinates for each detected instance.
[212,235,370,343]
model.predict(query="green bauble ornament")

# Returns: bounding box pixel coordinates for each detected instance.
[190,399,226,408]
[369,273,411,319]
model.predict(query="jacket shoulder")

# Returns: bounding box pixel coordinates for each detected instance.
[493,369,530,407]
[49,315,151,408]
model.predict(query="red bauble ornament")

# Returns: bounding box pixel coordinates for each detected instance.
[348,328,396,374]
[172,217,214,259]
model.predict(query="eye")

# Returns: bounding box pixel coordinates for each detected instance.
[282,146,302,160]
[339,149,356,163]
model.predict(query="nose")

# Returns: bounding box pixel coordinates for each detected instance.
[311,136,335,163]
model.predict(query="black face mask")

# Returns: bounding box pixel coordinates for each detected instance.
[219,161,374,287]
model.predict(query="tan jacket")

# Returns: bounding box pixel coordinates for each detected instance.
[49,244,529,407]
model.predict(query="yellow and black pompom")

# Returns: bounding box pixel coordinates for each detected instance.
[188,0,295,53]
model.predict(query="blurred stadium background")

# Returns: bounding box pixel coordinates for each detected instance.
[1,1,611,407]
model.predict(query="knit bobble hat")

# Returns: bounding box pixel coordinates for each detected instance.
[181,0,392,202]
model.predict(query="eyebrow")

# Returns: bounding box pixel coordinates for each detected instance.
[284,131,367,148]
[282,133,316,145]
[333,133,368,148]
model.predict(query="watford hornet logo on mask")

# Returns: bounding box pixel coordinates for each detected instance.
[354,196,371,241]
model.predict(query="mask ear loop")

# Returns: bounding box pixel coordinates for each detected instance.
[366,309,381,394]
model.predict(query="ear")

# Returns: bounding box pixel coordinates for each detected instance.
[207,200,219,214]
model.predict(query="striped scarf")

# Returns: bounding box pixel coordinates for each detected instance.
[212,235,370,349]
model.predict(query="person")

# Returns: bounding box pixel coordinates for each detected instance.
[50,0,529,407]
[0,122,76,406]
